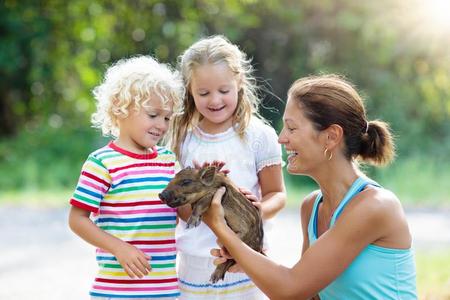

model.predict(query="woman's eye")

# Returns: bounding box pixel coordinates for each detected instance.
[288,127,295,132]
[199,92,209,96]
[164,117,171,122]
[148,114,157,118]
[220,90,229,94]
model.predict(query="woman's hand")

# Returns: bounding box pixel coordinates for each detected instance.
[211,246,244,273]
[202,187,227,231]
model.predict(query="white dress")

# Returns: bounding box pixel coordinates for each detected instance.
[176,118,282,300]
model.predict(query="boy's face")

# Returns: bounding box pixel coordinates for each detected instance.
[118,97,173,152]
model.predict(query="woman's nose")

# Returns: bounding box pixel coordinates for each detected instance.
[278,129,287,144]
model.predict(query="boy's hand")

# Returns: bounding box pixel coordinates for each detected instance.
[113,241,151,278]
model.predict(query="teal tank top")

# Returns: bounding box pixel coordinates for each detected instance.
[307,177,417,299]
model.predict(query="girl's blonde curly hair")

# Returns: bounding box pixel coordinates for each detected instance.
[91,55,184,137]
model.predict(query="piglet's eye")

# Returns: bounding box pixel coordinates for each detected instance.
[180,179,192,186]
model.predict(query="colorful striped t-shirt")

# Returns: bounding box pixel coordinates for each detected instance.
[70,142,180,299]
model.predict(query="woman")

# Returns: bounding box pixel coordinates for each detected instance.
[202,75,417,299]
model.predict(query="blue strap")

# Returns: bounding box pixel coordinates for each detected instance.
[330,177,380,226]
[310,177,381,239]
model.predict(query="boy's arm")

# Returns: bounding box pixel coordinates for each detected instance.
[68,206,151,278]
[258,164,286,220]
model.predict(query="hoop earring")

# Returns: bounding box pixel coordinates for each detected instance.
[324,148,333,161]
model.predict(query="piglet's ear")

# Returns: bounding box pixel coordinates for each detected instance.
[199,166,216,186]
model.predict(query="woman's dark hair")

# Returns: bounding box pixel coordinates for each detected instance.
[288,74,395,166]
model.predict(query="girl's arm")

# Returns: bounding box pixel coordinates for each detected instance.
[68,206,151,278]
[257,164,286,220]
[203,187,390,300]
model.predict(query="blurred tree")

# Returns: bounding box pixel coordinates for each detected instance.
[1,0,449,157]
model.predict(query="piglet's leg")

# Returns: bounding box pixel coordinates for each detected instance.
[187,196,212,228]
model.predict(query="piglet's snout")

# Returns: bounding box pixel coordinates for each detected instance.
[159,190,174,203]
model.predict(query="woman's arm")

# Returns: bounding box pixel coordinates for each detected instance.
[203,188,389,300]
[257,164,286,220]
[68,206,151,278]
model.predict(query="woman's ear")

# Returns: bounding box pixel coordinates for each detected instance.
[325,124,344,149]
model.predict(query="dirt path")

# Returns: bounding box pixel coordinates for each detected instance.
[0,205,449,299]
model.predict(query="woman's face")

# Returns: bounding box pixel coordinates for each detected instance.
[278,97,326,175]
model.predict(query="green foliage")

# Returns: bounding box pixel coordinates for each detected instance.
[1,0,449,204]
[0,122,107,190]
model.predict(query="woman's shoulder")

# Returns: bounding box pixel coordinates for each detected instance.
[357,186,401,212]
[345,186,404,229]
[300,190,321,221]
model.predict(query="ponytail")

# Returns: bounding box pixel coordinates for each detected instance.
[359,120,395,166]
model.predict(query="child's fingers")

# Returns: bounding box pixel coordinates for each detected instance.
[124,263,137,278]
[130,261,148,278]
[239,187,259,202]
[252,201,262,211]
[192,160,202,169]
[239,187,251,194]
[138,255,152,272]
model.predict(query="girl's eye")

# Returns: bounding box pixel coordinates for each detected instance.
[148,114,157,118]
[288,127,296,133]
[199,92,209,96]
[164,117,171,122]
[220,90,229,94]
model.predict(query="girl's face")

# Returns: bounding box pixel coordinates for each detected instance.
[278,97,327,175]
[190,63,239,133]
[117,97,173,153]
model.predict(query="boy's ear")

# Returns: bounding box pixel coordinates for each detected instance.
[199,166,216,186]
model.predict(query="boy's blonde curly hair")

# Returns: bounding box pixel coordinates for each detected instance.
[91,56,184,137]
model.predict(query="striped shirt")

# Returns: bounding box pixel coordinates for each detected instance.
[70,142,180,299]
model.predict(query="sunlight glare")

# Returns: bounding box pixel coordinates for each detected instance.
[420,0,450,30]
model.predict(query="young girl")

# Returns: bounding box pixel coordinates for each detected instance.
[68,56,184,299]
[168,35,286,299]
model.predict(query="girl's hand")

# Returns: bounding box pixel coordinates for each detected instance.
[112,241,151,278]
[202,187,227,231]
[193,160,230,175]
[239,187,263,217]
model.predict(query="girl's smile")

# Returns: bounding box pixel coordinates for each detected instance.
[190,63,239,134]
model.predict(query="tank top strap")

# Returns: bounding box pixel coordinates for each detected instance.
[307,192,323,243]
[330,177,381,226]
